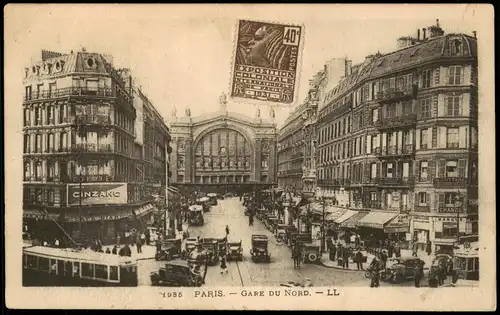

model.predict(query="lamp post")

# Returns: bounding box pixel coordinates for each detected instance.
[454,190,463,243]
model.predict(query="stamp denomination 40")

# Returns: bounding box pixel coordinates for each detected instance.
[230,19,304,106]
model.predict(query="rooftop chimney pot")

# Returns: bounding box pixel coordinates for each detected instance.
[417,29,421,40]
[473,31,477,38]
[422,28,427,40]
[436,19,440,28]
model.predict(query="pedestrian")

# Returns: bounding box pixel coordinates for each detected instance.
[426,240,432,256]
[355,235,361,249]
[54,238,60,248]
[388,241,394,258]
[369,257,381,288]
[145,229,150,246]
[112,245,118,255]
[394,242,401,258]
[438,260,447,286]
[43,240,48,247]
[116,233,121,246]
[343,246,350,269]
[141,232,146,245]
[414,261,424,287]
[105,247,111,254]
[381,250,388,269]
[330,242,337,261]
[220,255,228,274]
[355,249,364,270]
[124,244,132,257]
[336,244,343,267]
[225,225,230,236]
[136,237,143,254]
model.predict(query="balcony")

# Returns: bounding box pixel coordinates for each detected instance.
[74,143,113,153]
[433,177,468,188]
[23,87,114,102]
[376,85,417,104]
[373,114,417,130]
[317,179,350,187]
[376,144,415,158]
[414,205,430,212]
[70,174,115,182]
[75,114,111,126]
[375,176,415,187]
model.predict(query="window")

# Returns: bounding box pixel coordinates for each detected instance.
[450,40,462,56]
[39,257,50,272]
[35,134,42,152]
[386,163,394,178]
[110,266,118,281]
[35,162,42,180]
[25,86,32,100]
[47,162,55,181]
[446,95,460,116]
[48,83,56,97]
[418,192,427,205]
[24,162,31,180]
[82,263,94,277]
[386,104,395,118]
[421,69,432,88]
[47,133,54,152]
[420,98,431,118]
[447,128,459,148]
[446,160,458,178]
[370,192,379,201]
[448,66,462,85]
[420,161,428,179]
[24,109,30,126]
[372,108,379,122]
[34,107,41,126]
[420,129,428,149]
[59,132,67,150]
[46,106,53,124]
[347,116,351,133]
[95,264,108,279]
[36,84,43,98]
[403,162,410,178]
[443,222,458,238]
[444,192,460,207]
[24,135,30,153]
[370,163,377,179]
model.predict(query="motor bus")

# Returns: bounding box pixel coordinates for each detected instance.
[23,246,138,287]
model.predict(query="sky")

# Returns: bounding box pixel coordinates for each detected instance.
[6,4,480,129]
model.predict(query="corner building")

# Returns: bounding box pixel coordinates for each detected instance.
[22,50,171,244]
[316,22,478,249]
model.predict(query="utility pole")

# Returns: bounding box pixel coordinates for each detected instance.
[321,196,326,253]
[455,189,462,244]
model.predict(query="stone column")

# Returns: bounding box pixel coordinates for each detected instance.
[170,139,178,183]
[184,139,192,182]
[254,139,262,182]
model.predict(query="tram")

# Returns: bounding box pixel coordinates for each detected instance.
[23,246,138,287]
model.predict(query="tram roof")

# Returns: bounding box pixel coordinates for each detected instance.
[23,246,137,265]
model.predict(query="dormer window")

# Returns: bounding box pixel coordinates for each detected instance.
[55,61,62,72]
[86,57,97,69]
[450,39,463,56]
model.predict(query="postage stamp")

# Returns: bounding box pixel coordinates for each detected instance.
[230,19,304,106]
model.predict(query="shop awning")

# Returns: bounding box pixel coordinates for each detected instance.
[334,210,358,224]
[23,210,59,221]
[340,211,369,228]
[357,211,399,229]
[64,209,133,223]
[325,206,347,221]
[384,214,410,233]
[134,203,156,218]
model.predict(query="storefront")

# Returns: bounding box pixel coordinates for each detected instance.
[411,215,432,251]
[356,211,399,242]
[340,211,369,231]
[23,209,62,241]
[383,214,410,246]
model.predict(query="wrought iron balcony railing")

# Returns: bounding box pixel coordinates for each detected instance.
[433,177,468,188]
[376,85,417,103]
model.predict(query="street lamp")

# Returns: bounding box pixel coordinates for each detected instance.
[454,189,463,243]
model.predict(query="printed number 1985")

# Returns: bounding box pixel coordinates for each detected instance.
[282,26,301,46]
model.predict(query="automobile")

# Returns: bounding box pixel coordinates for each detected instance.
[196,197,211,212]
[207,193,218,206]
[155,238,182,261]
[188,205,204,226]
[433,253,454,274]
[200,238,220,265]
[385,257,425,283]
[301,243,321,264]
[284,226,299,245]
[182,238,199,259]
[214,237,228,256]
[250,235,271,263]
[227,240,243,261]
[150,261,203,287]
[217,193,225,200]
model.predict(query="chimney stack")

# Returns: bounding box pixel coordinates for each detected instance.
[417,29,420,40]
[422,28,427,40]
[473,31,477,39]
[436,19,440,28]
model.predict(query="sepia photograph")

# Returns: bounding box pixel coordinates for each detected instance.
[4,3,496,311]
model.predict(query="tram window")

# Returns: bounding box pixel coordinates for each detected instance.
[82,263,94,278]
[64,261,72,276]
[26,255,37,268]
[110,266,118,281]
[72,262,80,277]
[49,259,57,274]
[95,264,108,280]
[39,257,50,272]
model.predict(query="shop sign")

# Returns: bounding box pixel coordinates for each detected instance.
[413,216,430,222]
[67,183,128,206]
[384,226,409,233]
[65,212,131,223]
[438,206,463,214]
[384,215,409,233]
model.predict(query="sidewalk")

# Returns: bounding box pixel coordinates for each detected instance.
[102,244,157,261]
[319,248,436,271]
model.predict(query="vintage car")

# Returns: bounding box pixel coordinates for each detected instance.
[214,237,227,256]
[207,193,218,206]
[284,226,299,245]
[268,217,280,233]
[150,261,203,287]
[385,257,425,283]
[301,243,321,264]
[188,205,204,226]
[217,193,225,200]
[290,233,312,248]
[181,237,199,259]
[196,197,211,212]
[452,241,479,281]
[227,240,243,261]
[250,235,271,263]
[200,238,220,265]
[265,216,279,230]
[155,238,182,261]
[256,209,267,221]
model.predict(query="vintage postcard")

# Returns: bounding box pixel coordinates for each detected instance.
[230,19,304,106]
[4,3,496,311]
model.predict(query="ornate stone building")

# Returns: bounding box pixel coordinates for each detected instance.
[169,95,278,194]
